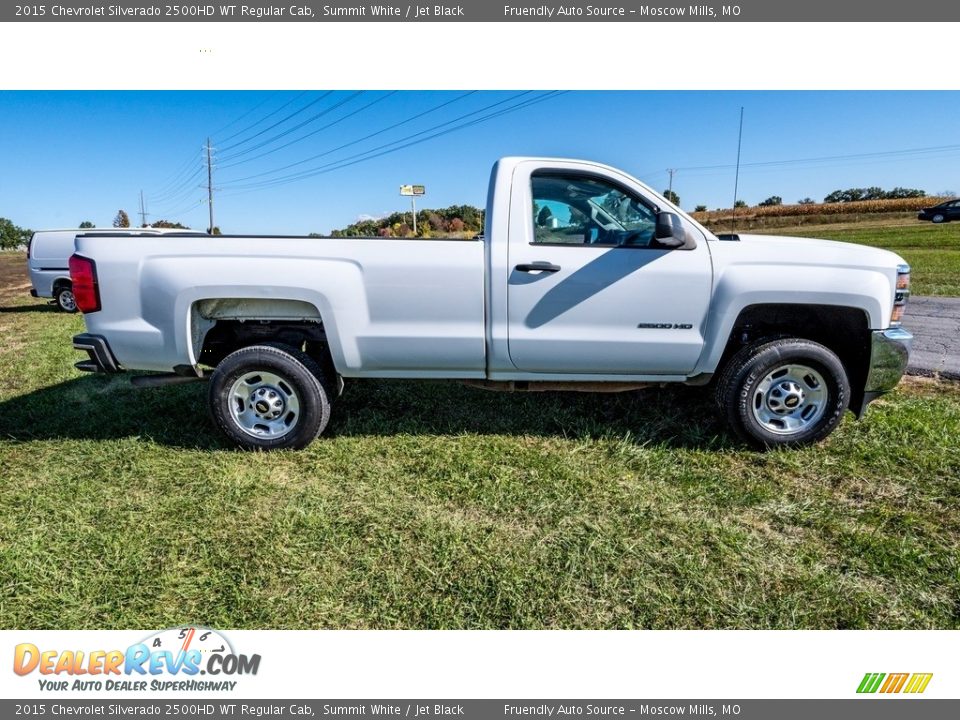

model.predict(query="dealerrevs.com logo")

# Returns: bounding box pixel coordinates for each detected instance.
[13,626,260,692]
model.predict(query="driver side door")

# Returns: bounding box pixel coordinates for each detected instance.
[506,165,713,376]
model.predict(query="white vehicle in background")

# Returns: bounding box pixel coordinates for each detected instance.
[27,228,202,312]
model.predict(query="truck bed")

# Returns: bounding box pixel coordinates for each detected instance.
[74,233,488,377]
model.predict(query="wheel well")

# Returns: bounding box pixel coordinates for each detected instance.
[198,319,335,378]
[718,304,872,407]
[52,278,71,292]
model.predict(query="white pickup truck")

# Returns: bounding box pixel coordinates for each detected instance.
[70,157,912,450]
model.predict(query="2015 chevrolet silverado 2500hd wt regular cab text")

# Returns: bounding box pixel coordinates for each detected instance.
[69,157,913,450]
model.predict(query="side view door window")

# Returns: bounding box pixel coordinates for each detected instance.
[531,173,659,247]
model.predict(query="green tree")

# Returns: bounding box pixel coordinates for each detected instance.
[798,198,816,205]
[113,210,130,228]
[149,220,190,229]
[885,187,925,199]
[758,196,782,207]
[79,220,95,229]
[734,200,747,208]
[0,217,32,250]
[663,189,680,205]
[694,205,707,212]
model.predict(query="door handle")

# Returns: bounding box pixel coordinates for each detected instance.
[515,262,561,273]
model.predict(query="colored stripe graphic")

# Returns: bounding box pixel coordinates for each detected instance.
[857,672,932,694]
[904,673,934,694]
[880,673,909,693]
[857,673,885,693]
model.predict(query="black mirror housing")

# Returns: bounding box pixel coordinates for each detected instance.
[654,211,693,249]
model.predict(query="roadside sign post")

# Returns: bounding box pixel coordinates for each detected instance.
[400,184,426,236]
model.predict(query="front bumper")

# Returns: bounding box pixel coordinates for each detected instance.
[855,327,912,417]
[73,333,122,373]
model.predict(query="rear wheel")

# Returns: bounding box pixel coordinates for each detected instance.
[208,344,331,450]
[55,286,77,313]
[716,338,850,448]
[931,213,946,224]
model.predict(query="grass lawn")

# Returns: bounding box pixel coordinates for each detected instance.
[0,250,958,630]
[761,219,960,297]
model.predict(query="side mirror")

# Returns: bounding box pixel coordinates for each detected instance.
[654,211,692,249]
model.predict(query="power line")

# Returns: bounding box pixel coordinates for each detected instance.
[217,91,403,171]
[149,167,205,215]
[209,92,280,139]
[215,91,308,145]
[218,90,477,178]
[149,151,201,198]
[671,142,960,175]
[217,91,364,164]
[219,91,566,195]
[161,198,204,220]
[220,91,541,190]
[149,165,204,205]
[218,92,332,153]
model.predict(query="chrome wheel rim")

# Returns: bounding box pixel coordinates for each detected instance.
[228,370,301,439]
[59,290,76,311]
[751,364,828,435]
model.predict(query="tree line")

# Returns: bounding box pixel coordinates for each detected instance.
[688,186,929,212]
[329,205,483,238]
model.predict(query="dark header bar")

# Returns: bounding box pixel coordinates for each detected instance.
[3,700,960,720]
[4,0,958,22]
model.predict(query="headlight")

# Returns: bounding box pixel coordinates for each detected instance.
[891,263,910,326]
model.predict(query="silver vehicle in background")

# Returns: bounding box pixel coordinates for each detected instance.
[27,228,202,311]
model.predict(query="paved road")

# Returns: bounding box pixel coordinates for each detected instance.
[904,296,960,379]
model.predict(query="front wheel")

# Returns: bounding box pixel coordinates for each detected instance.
[208,344,332,450]
[55,286,77,313]
[716,338,850,448]
[931,213,946,224]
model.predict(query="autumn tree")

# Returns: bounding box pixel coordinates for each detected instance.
[113,210,130,228]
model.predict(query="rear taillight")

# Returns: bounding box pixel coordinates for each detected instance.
[68,254,101,313]
[891,263,910,327]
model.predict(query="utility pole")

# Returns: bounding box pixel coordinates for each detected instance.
[732,107,744,231]
[138,190,149,227]
[205,137,215,234]
[666,168,677,199]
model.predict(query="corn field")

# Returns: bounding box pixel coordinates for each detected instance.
[692,196,949,223]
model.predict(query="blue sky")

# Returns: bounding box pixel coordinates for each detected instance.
[1,90,958,234]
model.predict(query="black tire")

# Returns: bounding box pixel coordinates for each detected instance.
[715,338,850,449]
[55,285,78,313]
[208,343,331,450]
[931,213,946,224]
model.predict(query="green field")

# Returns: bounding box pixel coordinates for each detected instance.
[1,250,958,630]
[758,219,960,297]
